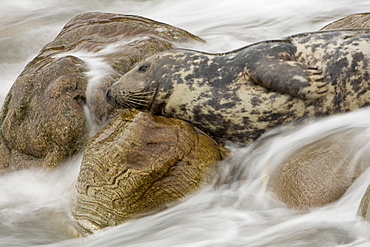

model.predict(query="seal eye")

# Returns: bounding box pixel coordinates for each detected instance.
[138,65,149,72]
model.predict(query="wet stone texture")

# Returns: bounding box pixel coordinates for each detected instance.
[321,12,370,30]
[269,129,370,209]
[0,12,204,170]
[358,184,370,220]
[71,109,229,236]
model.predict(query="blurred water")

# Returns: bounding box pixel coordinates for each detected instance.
[1,0,370,246]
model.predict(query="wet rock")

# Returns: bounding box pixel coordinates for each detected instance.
[71,109,229,236]
[0,55,89,170]
[268,129,370,209]
[321,13,370,30]
[358,184,370,220]
[0,12,204,170]
[267,14,370,209]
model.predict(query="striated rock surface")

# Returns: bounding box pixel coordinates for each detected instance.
[71,109,228,236]
[321,12,370,30]
[0,12,203,170]
[269,129,370,209]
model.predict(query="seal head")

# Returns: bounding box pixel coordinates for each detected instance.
[106,51,189,114]
[106,61,155,110]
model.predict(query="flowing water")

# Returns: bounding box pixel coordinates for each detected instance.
[1,0,370,246]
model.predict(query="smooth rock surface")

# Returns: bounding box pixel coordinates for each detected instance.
[269,129,370,209]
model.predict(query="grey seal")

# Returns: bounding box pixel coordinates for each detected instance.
[106,29,370,143]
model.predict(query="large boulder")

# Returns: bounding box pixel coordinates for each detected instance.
[71,109,229,236]
[267,14,370,210]
[0,12,204,170]
[321,12,370,30]
[268,129,370,209]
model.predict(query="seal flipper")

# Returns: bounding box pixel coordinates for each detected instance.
[245,42,328,100]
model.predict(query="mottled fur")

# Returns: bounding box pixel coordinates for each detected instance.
[107,30,370,143]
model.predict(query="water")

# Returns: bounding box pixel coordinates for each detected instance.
[1,0,370,246]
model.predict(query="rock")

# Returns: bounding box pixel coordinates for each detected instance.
[358,185,370,220]
[0,55,89,170]
[0,12,204,170]
[267,13,370,209]
[268,129,370,209]
[321,13,370,30]
[51,12,204,127]
[71,109,229,235]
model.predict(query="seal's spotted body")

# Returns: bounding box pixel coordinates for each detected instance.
[107,30,370,143]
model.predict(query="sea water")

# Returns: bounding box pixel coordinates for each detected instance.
[1,0,370,246]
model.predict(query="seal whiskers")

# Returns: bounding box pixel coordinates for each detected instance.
[108,89,155,109]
